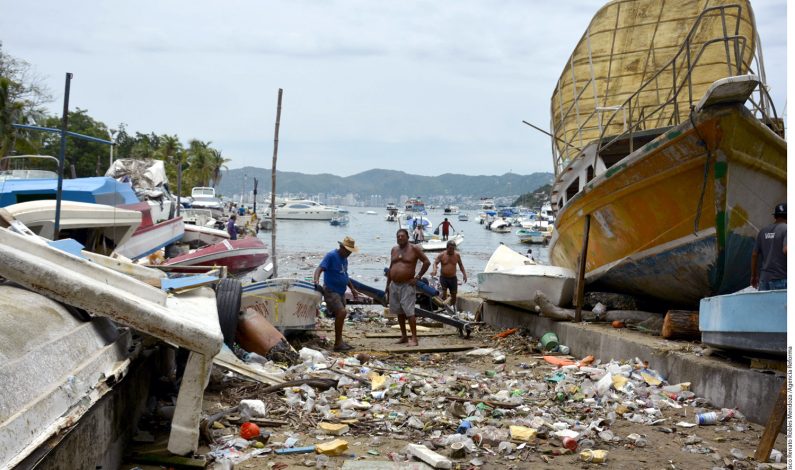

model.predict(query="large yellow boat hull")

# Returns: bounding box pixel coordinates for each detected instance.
[549,105,786,307]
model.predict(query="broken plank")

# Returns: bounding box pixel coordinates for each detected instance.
[213,347,284,385]
[365,330,454,338]
[128,453,206,469]
[375,344,478,354]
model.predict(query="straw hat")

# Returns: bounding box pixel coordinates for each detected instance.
[339,236,359,253]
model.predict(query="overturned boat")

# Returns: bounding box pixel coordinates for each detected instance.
[478,245,575,310]
[163,236,269,274]
[547,0,786,307]
[241,278,322,332]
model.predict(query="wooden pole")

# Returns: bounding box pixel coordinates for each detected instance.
[754,381,786,463]
[574,214,591,322]
[661,310,700,339]
[270,88,283,278]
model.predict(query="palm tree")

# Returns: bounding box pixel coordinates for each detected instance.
[186,139,213,187]
[208,147,232,188]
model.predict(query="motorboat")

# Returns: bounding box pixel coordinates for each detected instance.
[329,214,349,226]
[162,236,269,274]
[241,278,322,332]
[489,218,512,233]
[385,206,401,222]
[3,200,141,256]
[478,245,575,310]
[458,213,469,222]
[547,0,785,307]
[0,224,224,464]
[189,186,225,219]
[181,208,220,228]
[182,223,230,247]
[265,199,341,220]
[404,197,427,215]
[365,210,377,215]
[516,228,547,244]
[443,205,459,215]
[0,175,184,260]
[699,289,786,356]
[418,232,464,252]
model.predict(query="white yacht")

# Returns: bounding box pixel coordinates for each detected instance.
[189,187,224,218]
[265,199,342,220]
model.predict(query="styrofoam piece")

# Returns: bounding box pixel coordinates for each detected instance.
[406,443,452,469]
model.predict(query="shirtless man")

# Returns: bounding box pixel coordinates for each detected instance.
[386,228,430,346]
[431,241,467,310]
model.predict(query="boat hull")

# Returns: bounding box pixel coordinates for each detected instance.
[699,290,786,356]
[241,278,321,331]
[116,216,185,260]
[550,105,786,307]
[478,265,576,310]
[182,224,230,247]
[163,237,269,274]
[419,233,464,252]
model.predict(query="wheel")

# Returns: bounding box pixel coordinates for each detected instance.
[215,278,242,347]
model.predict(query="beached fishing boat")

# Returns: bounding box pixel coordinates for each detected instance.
[163,237,269,274]
[241,278,322,332]
[547,0,786,307]
[478,245,576,310]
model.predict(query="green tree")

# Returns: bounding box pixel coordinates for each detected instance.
[208,147,231,188]
[185,139,213,187]
[0,43,52,158]
[40,108,111,177]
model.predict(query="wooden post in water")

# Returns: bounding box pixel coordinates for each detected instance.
[574,214,591,322]
[270,88,283,278]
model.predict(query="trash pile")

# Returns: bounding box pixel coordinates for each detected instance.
[193,323,784,469]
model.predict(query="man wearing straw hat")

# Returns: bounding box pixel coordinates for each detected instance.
[314,236,361,351]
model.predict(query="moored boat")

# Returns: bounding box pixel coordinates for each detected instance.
[547,0,786,307]
[418,232,464,252]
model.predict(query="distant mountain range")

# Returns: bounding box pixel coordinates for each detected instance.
[217,168,553,199]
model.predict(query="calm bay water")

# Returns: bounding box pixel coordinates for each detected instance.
[256,207,549,293]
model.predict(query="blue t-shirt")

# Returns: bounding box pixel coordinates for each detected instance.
[320,249,349,295]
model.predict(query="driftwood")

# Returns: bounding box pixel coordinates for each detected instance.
[534,291,578,321]
[661,310,700,339]
[535,291,665,326]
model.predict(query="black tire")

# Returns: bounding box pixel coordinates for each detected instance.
[215,278,242,348]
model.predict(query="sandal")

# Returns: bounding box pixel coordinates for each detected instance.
[333,342,355,352]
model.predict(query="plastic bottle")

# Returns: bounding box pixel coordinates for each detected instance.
[695,411,718,425]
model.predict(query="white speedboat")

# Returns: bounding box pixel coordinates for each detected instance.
[418,232,464,252]
[265,199,341,220]
[241,278,322,332]
[458,213,469,222]
[489,218,512,233]
[478,245,575,311]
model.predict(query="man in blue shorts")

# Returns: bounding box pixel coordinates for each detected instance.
[314,236,360,351]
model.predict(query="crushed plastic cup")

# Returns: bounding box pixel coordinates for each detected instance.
[580,449,608,463]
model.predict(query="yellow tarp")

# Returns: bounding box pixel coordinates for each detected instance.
[550,0,757,173]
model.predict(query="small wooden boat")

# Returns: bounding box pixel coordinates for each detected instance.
[699,290,786,356]
[478,245,576,310]
[241,278,322,332]
[163,237,269,274]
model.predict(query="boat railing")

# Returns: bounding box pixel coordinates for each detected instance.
[595,4,781,158]
[552,4,780,172]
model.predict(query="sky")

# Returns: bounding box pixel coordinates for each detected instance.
[0,0,787,177]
